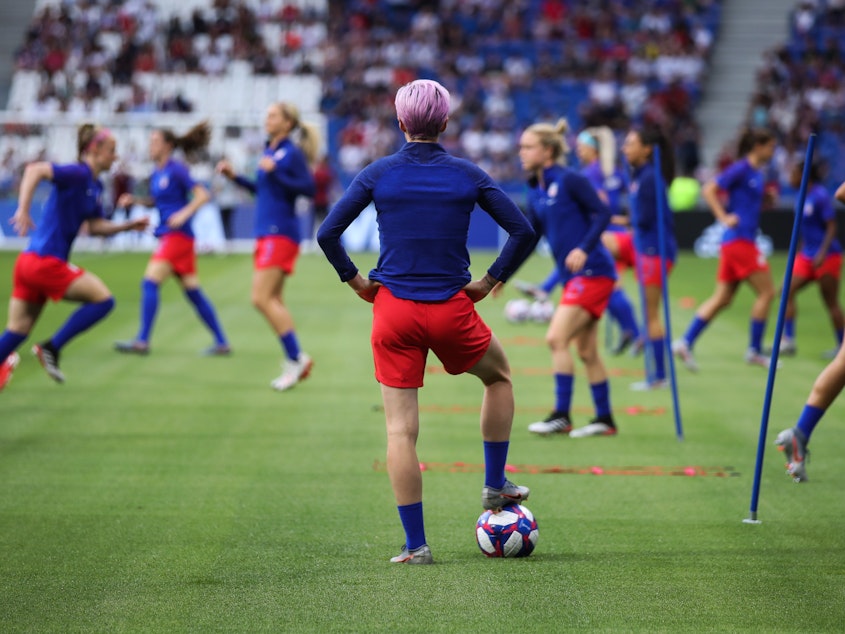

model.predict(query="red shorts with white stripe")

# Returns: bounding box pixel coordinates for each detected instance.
[717,239,769,283]
[793,252,842,281]
[12,252,85,304]
[635,253,674,287]
[152,233,196,277]
[560,276,615,319]
[371,286,492,388]
[254,235,299,274]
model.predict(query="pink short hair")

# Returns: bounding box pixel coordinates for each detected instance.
[395,80,450,140]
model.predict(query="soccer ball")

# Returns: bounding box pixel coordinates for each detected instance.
[504,298,531,323]
[476,504,538,558]
[528,299,554,323]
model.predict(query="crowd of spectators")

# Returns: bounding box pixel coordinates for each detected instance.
[741,0,845,194]
[321,0,722,189]
[12,0,326,116]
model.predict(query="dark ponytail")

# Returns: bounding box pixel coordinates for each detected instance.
[158,120,211,159]
[636,125,675,184]
[737,127,775,157]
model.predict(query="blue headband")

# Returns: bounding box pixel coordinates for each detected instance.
[577,131,598,149]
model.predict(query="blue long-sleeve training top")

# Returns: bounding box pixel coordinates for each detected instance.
[715,158,764,244]
[317,142,535,301]
[150,159,196,238]
[26,162,105,262]
[232,137,315,242]
[629,162,677,261]
[522,164,616,286]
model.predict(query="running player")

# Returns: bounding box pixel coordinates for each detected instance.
[622,126,678,390]
[775,336,845,482]
[216,103,317,391]
[520,120,618,438]
[778,162,843,356]
[0,124,149,390]
[114,122,230,356]
[317,79,535,564]
[673,128,777,369]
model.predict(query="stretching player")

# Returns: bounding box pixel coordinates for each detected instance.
[520,120,618,438]
[217,103,317,391]
[673,128,778,369]
[318,79,535,564]
[114,122,231,356]
[777,163,843,356]
[622,126,678,391]
[0,124,149,391]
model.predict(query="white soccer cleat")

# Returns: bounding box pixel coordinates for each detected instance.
[671,338,699,373]
[271,353,313,392]
[745,348,780,369]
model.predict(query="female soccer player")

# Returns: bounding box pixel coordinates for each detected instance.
[317,79,535,564]
[114,122,230,356]
[582,127,641,356]
[775,335,845,482]
[520,120,618,438]
[777,162,843,356]
[622,126,678,390]
[0,124,149,390]
[673,128,777,370]
[217,103,317,391]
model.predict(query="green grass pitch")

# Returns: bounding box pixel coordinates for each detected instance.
[0,248,844,632]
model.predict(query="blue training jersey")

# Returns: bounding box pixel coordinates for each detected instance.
[524,164,616,286]
[25,162,105,262]
[317,142,535,301]
[800,183,841,257]
[715,158,764,244]
[581,161,625,217]
[150,159,196,238]
[628,162,677,261]
[233,137,315,242]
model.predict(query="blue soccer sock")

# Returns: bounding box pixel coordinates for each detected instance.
[683,315,710,349]
[836,328,843,346]
[554,373,574,415]
[137,279,159,343]
[0,330,27,364]
[540,268,561,295]
[651,337,666,381]
[589,380,612,419]
[280,331,302,361]
[397,501,427,550]
[785,318,795,340]
[50,298,115,351]
[483,440,509,489]
[185,288,227,345]
[795,404,825,443]
[607,288,640,337]
[749,319,766,354]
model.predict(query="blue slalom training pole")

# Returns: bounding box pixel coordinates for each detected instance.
[653,147,683,441]
[623,157,656,384]
[744,134,816,524]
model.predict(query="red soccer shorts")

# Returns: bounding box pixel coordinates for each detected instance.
[12,252,85,303]
[635,253,674,288]
[254,235,299,274]
[793,252,842,281]
[717,239,769,283]
[371,286,492,388]
[560,276,615,319]
[608,231,636,272]
[152,232,196,276]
